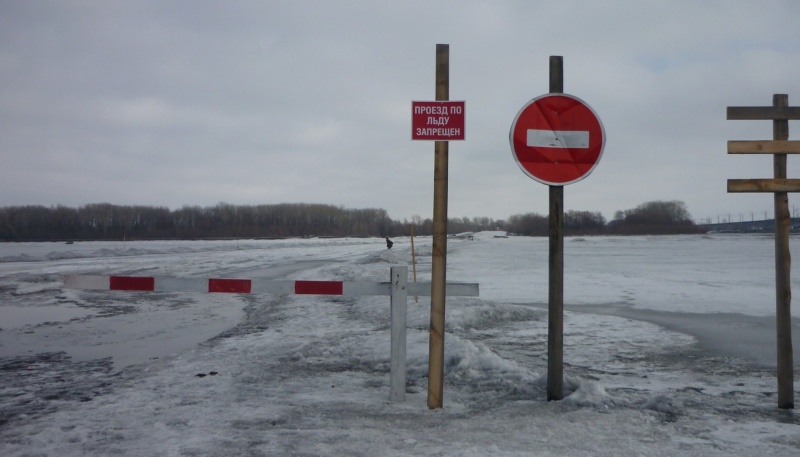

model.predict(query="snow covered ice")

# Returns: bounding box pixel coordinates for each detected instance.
[1,233,800,456]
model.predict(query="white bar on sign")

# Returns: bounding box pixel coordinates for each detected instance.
[526,129,589,149]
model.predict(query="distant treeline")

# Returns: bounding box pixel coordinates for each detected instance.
[505,200,704,236]
[0,203,399,241]
[0,200,703,242]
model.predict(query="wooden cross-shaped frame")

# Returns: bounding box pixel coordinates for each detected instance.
[727,94,798,409]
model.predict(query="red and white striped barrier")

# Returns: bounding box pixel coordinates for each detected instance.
[63,269,479,403]
[63,274,479,297]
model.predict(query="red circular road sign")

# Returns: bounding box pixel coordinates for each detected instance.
[509,93,605,186]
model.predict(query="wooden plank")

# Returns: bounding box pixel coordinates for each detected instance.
[728,140,800,154]
[728,179,800,193]
[727,105,800,120]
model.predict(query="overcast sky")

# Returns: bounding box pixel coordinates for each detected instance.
[2,1,800,223]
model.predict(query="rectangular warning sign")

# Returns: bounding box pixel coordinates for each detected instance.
[411,101,465,140]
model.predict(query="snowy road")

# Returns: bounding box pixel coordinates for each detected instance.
[2,233,800,456]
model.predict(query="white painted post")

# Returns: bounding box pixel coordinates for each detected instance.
[390,266,408,402]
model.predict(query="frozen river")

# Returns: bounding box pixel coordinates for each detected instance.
[0,237,385,367]
[2,233,800,456]
[1,234,798,368]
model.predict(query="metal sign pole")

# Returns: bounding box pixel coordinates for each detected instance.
[510,56,605,403]
[547,56,565,401]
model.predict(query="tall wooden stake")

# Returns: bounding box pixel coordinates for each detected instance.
[772,94,794,409]
[547,56,565,401]
[727,94,798,409]
[428,43,449,409]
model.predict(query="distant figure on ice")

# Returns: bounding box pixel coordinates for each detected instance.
[386,237,393,249]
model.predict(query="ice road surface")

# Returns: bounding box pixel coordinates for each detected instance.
[1,233,800,456]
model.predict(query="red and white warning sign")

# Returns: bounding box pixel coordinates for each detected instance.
[509,94,605,185]
[412,101,465,140]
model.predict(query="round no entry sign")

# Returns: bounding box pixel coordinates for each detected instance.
[509,93,605,186]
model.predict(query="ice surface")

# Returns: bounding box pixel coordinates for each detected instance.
[1,233,800,456]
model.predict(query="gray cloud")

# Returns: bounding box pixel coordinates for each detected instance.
[2,0,800,223]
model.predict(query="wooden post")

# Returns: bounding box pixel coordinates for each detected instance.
[390,266,408,402]
[428,43,449,409]
[727,94,798,409]
[547,56,565,401]
[772,94,794,409]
